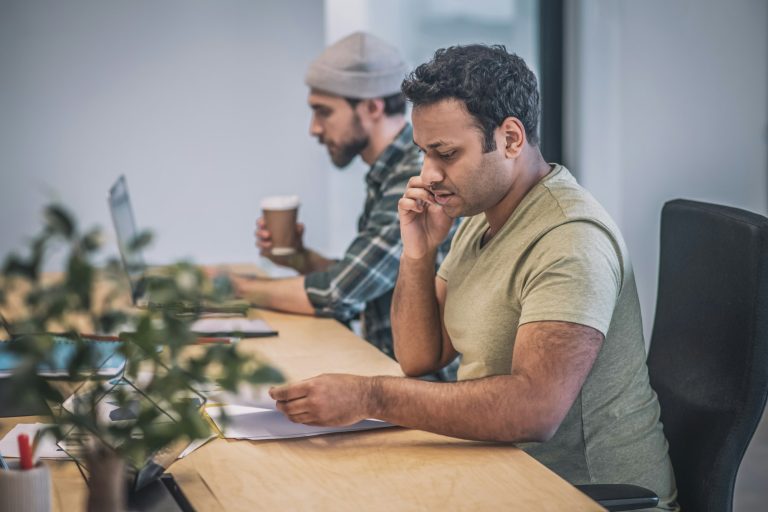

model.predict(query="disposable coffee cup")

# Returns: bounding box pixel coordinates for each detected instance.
[261,195,300,256]
[0,461,52,512]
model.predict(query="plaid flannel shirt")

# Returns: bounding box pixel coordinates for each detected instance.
[304,124,454,357]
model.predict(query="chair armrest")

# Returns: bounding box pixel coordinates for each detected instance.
[575,484,659,511]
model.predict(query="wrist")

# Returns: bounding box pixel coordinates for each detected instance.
[401,249,438,268]
[279,248,309,273]
[364,376,385,418]
[293,249,311,273]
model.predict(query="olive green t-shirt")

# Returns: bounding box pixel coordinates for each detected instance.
[438,165,678,510]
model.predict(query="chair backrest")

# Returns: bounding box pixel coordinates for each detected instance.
[648,199,768,512]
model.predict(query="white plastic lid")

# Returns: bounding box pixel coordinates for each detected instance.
[260,195,300,210]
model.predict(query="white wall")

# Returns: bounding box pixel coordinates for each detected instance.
[322,0,372,256]
[566,0,768,342]
[0,0,328,268]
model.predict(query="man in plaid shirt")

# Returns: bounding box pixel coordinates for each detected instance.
[231,32,454,365]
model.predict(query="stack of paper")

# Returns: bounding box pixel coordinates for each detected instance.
[191,318,277,337]
[206,403,392,440]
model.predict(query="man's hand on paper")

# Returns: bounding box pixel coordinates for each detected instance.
[269,374,373,427]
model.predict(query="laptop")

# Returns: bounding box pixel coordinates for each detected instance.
[108,175,248,315]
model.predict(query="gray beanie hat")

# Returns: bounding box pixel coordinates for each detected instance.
[305,31,408,99]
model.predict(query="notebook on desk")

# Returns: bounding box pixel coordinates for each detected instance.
[108,175,248,316]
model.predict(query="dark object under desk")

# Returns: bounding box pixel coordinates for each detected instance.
[128,474,195,512]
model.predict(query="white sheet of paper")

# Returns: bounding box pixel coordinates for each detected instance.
[0,423,70,459]
[61,372,171,427]
[206,384,277,410]
[191,318,274,335]
[207,404,392,440]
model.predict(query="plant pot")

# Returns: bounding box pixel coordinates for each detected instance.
[85,442,127,512]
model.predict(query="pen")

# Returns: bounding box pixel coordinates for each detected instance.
[195,337,238,345]
[18,434,33,470]
[0,449,8,470]
[84,334,235,344]
[12,332,122,342]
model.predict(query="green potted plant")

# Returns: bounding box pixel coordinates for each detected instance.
[0,204,283,511]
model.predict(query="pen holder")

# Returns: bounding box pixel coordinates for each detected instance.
[0,461,52,512]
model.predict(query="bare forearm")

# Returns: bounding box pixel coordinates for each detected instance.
[365,323,604,442]
[366,375,558,443]
[272,249,335,274]
[391,253,444,375]
[272,323,599,441]
[241,276,315,315]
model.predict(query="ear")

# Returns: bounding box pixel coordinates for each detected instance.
[499,117,526,159]
[361,98,386,120]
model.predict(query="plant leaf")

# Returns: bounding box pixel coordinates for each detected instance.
[247,365,285,384]
[128,230,153,252]
[2,253,35,279]
[80,228,103,252]
[45,204,76,239]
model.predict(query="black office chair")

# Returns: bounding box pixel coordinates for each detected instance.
[579,199,768,511]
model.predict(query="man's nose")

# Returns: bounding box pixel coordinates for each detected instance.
[309,116,323,137]
[420,157,443,187]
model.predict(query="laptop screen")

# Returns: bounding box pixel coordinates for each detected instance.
[108,175,146,303]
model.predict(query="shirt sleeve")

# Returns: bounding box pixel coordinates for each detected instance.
[303,175,408,322]
[517,221,623,336]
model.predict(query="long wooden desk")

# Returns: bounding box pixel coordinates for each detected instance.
[2,309,604,511]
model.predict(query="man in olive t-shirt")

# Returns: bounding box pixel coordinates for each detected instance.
[438,164,676,505]
[267,45,678,510]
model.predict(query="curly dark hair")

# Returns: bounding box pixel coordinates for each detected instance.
[401,44,540,152]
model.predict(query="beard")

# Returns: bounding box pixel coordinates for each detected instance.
[329,134,369,168]
[325,114,369,169]
[448,150,511,218]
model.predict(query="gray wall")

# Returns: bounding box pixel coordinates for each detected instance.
[3,0,767,333]
[566,0,768,341]
[0,0,328,268]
